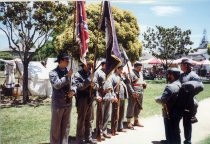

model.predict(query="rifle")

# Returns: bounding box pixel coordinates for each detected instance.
[111,97,119,136]
[96,100,103,141]
[163,103,170,119]
[111,80,121,135]
[127,63,142,109]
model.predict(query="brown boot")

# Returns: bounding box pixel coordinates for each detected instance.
[97,135,105,141]
[127,122,134,130]
[134,120,144,127]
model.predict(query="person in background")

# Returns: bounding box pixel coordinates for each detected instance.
[126,61,147,129]
[49,52,76,144]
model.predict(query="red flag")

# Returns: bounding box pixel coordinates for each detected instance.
[76,1,89,65]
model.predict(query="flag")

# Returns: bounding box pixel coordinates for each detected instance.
[120,47,129,66]
[76,1,89,65]
[99,1,122,78]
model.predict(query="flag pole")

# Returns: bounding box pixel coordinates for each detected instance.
[70,1,76,70]
[68,1,76,92]
[92,1,103,73]
[90,2,103,97]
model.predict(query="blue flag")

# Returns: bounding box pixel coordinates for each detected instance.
[120,47,129,66]
[99,1,122,78]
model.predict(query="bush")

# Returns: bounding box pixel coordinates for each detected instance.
[0,52,13,60]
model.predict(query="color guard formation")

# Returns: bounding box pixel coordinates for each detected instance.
[49,53,204,144]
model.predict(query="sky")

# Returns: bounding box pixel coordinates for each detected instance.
[0,0,209,50]
[110,0,210,49]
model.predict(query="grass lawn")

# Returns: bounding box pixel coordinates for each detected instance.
[197,135,210,144]
[0,83,210,144]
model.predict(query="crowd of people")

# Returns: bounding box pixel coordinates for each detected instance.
[49,52,204,144]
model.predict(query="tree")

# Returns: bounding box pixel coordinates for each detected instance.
[0,52,13,60]
[208,44,210,56]
[0,2,70,103]
[32,41,57,61]
[143,26,193,69]
[53,3,142,63]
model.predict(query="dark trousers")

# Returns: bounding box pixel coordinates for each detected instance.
[50,105,71,144]
[171,111,182,144]
[164,111,182,144]
[183,111,192,144]
[164,117,171,143]
[76,97,93,143]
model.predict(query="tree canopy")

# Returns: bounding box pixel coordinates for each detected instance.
[0,1,70,103]
[143,26,193,69]
[53,3,142,63]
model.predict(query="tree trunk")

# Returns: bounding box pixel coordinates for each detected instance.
[23,60,29,104]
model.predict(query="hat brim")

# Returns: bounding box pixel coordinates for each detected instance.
[54,56,70,63]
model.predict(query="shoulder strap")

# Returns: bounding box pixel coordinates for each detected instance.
[132,69,140,78]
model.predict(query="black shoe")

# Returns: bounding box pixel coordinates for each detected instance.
[160,140,167,144]
[191,117,198,123]
[85,139,97,144]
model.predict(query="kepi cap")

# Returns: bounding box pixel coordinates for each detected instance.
[134,61,142,67]
[101,61,106,65]
[117,64,124,69]
[55,53,69,62]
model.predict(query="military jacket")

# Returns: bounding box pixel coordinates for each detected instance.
[179,71,204,96]
[49,66,76,108]
[109,73,128,99]
[74,69,98,98]
[95,69,106,96]
[127,69,146,94]
[156,80,181,107]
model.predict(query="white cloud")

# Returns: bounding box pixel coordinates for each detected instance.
[150,6,182,16]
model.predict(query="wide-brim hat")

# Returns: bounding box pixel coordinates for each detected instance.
[54,53,70,62]
[180,59,193,65]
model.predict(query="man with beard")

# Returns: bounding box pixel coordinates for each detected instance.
[155,68,182,144]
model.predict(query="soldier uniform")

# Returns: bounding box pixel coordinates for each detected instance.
[178,59,204,144]
[110,65,129,132]
[155,68,182,144]
[49,53,76,144]
[95,61,113,140]
[126,61,147,128]
[74,61,98,144]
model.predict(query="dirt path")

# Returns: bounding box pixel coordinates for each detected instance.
[98,98,210,144]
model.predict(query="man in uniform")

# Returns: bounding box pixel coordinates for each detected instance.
[74,60,98,144]
[95,61,117,141]
[155,68,182,144]
[126,61,147,129]
[178,59,204,144]
[109,65,129,134]
[49,53,76,144]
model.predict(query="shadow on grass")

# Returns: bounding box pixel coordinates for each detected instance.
[0,95,51,109]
